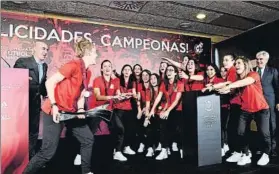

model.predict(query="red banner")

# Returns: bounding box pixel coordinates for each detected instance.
[1,10,211,137]
[1,68,29,174]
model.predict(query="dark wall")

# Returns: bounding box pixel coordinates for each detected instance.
[214,19,279,70]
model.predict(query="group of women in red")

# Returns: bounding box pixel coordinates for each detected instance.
[83,53,271,166]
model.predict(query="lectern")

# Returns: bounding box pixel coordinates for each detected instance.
[1,68,29,174]
[182,91,221,167]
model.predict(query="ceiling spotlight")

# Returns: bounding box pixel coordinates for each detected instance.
[196,13,206,20]
[179,22,191,28]
[11,1,27,4]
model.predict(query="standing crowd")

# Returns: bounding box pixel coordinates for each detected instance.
[14,38,278,174]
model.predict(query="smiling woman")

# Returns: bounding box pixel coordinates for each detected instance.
[219,56,271,166]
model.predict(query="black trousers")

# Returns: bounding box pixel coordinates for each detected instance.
[237,109,271,155]
[221,107,229,147]
[29,103,41,160]
[160,110,182,148]
[227,104,241,152]
[111,109,136,151]
[267,100,277,152]
[136,114,146,145]
[145,115,161,148]
[23,112,94,174]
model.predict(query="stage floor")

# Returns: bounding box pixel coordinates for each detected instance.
[36,136,279,174]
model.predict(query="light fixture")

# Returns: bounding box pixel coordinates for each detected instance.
[179,22,191,28]
[196,13,206,20]
[11,1,27,4]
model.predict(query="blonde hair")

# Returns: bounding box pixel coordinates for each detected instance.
[75,37,94,58]
[235,56,253,78]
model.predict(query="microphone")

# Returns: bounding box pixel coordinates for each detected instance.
[1,57,11,68]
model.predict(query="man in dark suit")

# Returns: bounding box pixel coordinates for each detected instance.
[14,41,49,159]
[256,51,279,157]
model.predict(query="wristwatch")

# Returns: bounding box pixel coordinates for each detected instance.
[51,103,57,108]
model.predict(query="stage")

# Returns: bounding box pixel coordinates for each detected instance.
[36,135,279,174]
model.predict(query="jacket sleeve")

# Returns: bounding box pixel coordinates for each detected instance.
[272,68,279,104]
[40,64,48,97]
[13,58,26,69]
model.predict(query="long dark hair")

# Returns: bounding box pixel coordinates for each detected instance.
[164,65,179,91]
[120,64,134,89]
[159,61,168,79]
[140,69,151,91]
[150,73,165,105]
[185,58,200,75]
[204,63,221,84]
[132,64,143,83]
[100,59,111,75]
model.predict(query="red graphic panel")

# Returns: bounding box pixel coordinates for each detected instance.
[1,68,29,174]
[1,10,211,137]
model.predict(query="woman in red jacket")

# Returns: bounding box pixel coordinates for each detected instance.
[24,38,96,174]
[149,65,184,160]
[112,64,139,161]
[202,63,230,156]
[179,58,204,91]
[144,73,162,157]
[137,69,152,151]
[159,61,168,81]
[203,54,241,156]
[219,56,271,166]
[132,64,146,153]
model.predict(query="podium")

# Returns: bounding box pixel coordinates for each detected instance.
[182,91,221,167]
[1,68,29,174]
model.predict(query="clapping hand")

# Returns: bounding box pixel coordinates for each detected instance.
[179,71,189,79]
[218,86,230,94]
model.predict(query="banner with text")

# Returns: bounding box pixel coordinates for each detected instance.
[1,11,211,137]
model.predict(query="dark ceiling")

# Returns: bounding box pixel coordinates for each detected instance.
[2,1,279,43]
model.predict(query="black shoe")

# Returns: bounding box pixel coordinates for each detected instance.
[271,151,277,157]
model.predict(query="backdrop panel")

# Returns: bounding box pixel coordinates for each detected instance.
[1,10,211,137]
[1,68,29,174]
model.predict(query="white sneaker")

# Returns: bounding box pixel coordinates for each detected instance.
[172,142,178,151]
[221,148,225,157]
[86,172,94,174]
[257,153,269,166]
[155,143,162,151]
[180,149,183,159]
[74,154,81,165]
[237,154,251,166]
[113,151,127,161]
[146,147,154,157]
[167,148,171,155]
[123,146,136,155]
[156,148,168,160]
[137,143,145,153]
[223,144,229,153]
[226,152,242,162]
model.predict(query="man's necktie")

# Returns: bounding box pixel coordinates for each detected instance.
[257,68,262,78]
[38,63,43,83]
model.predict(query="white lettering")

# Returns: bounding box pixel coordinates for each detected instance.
[101,34,111,46]
[15,25,28,39]
[46,29,60,41]
[35,27,47,40]
[143,39,150,50]
[123,37,134,48]
[112,36,123,47]
[61,30,73,42]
